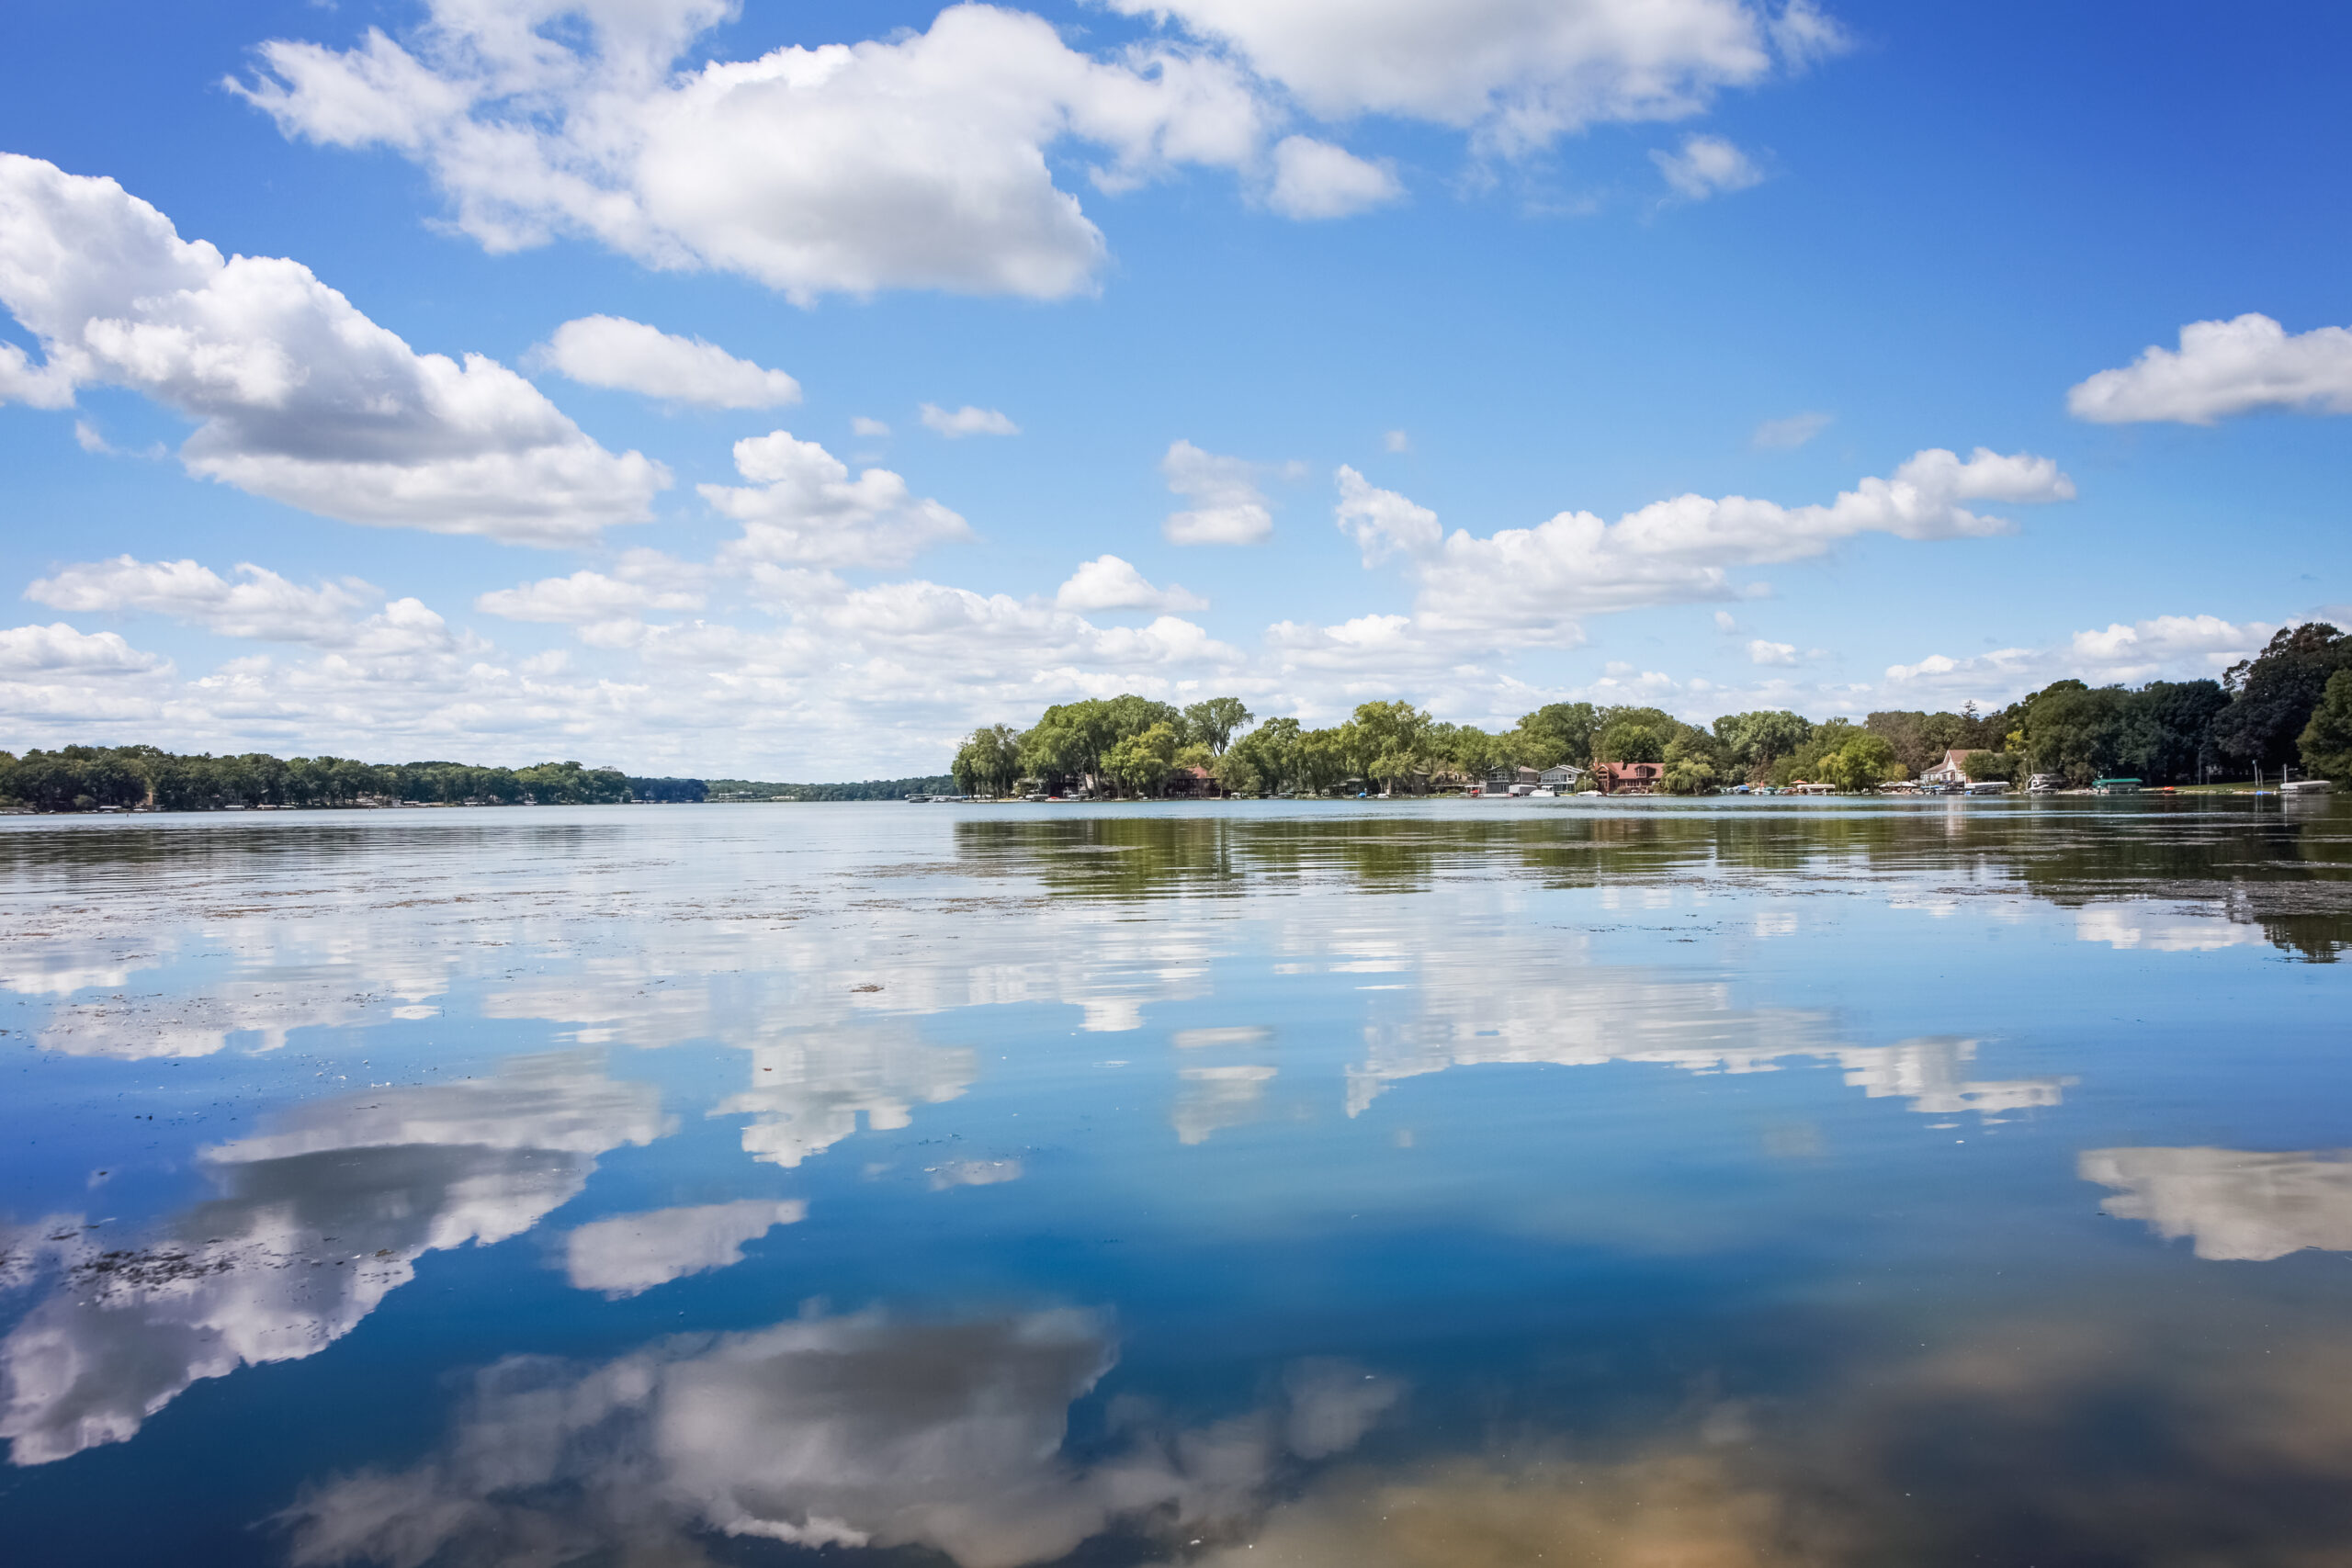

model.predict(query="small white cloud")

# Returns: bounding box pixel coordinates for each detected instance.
[1160,439,1273,545]
[0,339,76,409]
[1651,133,1766,201]
[920,403,1020,438]
[0,623,170,678]
[1265,135,1402,220]
[702,431,973,569]
[1885,612,2276,698]
[2067,313,2352,424]
[850,416,891,438]
[537,316,800,409]
[72,420,109,454]
[1751,410,1832,449]
[1381,429,1411,454]
[1334,465,1441,565]
[1747,638,1798,666]
[1054,555,1208,614]
[1713,610,1742,633]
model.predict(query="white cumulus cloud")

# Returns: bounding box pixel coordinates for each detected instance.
[1335,464,1442,565]
[1747,638,1797,665]
[1884,613,2278,702]
[1162,438,1273,545]
[0,153,666,547]
[538,314,800,408]
[234,2,1269,304]
[2067,313,2352,424]
[920,402,1021,437]
[0,623,169,679]
[29,557,372,643]
[704,431,974,568]
[1055,555,1208,613]
[1108,0,1842,152]
[1266,135,1402,220]
[1338,446,2073,641]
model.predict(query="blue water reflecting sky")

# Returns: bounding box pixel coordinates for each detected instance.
[3,799,2349,1566]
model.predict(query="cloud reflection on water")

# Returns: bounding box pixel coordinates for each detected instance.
[2081,1147,2352,1260]
[0,1051,667,1464]
[279,1311,1399,1568]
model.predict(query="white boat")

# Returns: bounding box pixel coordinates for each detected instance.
[2282,777,2333,795]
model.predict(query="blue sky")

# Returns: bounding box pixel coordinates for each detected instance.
[2,0,2346,776]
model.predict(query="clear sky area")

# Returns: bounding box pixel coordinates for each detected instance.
[3,1,2346,776]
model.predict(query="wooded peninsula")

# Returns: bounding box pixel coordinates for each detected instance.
[955,624,2352,797]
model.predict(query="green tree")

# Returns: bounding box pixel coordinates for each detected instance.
[1509,702,1598,770]
[1295,728,1353,795]
[1182,697,1253,755]
[952,722,1024,797]
[2300,669,2352,783]
[1819,733,1901,793]
[1713,710,1813,778]
[2215,623,2352,770]
[1230,716,1302,794]
[1594,720,1666,764]
[1959,750,2017,784]
[1209,749,1262,796]
[1661,730,1719,795]
[1102,722,1180,796]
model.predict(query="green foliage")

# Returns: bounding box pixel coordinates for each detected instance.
[952,722,1025,797]
[2300,669,2352,783]
[1229,716,1302,794]
[1713,710,1813,775]
[1295,728,1354,794]
[1209,749,1262,796]
[1508,702,1598,770]
[1594,717,1668,764]
[1817,733,1901,793]
[2216,624,2352,770]
[1101,722,1181,795]
[1182,698,1252,755]
[0,746,689,813]
[1959,750,2016,784]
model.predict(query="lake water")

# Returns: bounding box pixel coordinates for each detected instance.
[3,796,2349,1567]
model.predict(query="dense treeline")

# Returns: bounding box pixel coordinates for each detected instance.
[951,623,2352,796]
[707,775,957,802]
[0,746,707,813]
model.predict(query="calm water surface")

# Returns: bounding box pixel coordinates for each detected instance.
[3,797,2350,1566]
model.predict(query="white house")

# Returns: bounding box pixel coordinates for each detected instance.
[1539,764,1585,789]
[1919,749,1974,785]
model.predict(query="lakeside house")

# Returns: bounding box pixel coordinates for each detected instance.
[1539,764,1586,791]
[1919,750,1975,786]
[1595,761,1666,795]
[1484,765,1542,793]
[1163,766,1225,798]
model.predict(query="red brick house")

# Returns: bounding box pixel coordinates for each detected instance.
[1595,761,1666,795]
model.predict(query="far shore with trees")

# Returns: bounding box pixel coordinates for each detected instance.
[6,625,2346,814]
[952,623,2352,799]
